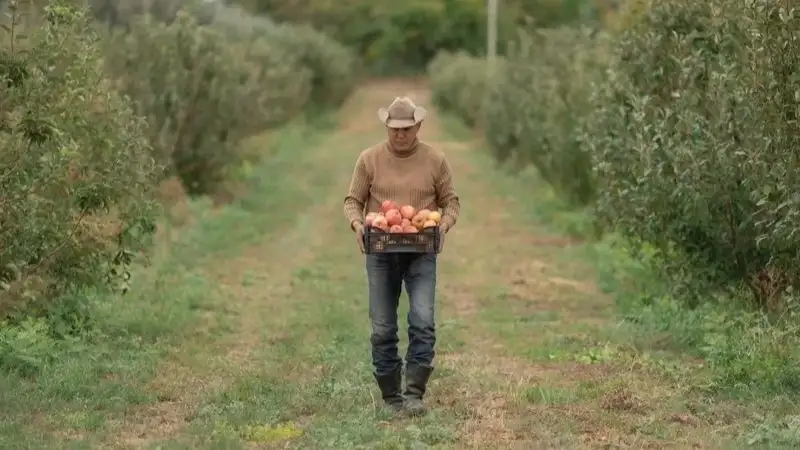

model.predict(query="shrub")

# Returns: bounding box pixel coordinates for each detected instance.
[0,1,158,320]
[228,33,313,125]
[103,4,357,197]
[484,27,609,206]
[272,23,358,108]
[428,51,487,126]
[600,0,651,32]
[584,0,800,309]
[430,27,608,207]
[216,12,358,109]
[89,0,226,27]
[104,10,307,196]
[427,51,515,163]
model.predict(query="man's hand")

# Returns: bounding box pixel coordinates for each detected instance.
[353,220,366,253]
[437,224,448,253]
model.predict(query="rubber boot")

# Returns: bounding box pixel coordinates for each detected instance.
[374,369,404,413]
[403,363,434,417]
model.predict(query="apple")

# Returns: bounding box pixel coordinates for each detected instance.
[400,205,416,220]
[385,209,403,226]
[372,216,389,231]
[403,225,419,233]
[427,211,442,223]
[401,218,411,227]
[365,212,379,227]
[423,219,437,229]
[417,209,431,220]
[372,215,387,226]
[411,214,426,229]
[389,225,404,233]
[381,200,400,214]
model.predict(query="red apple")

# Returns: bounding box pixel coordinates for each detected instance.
[381,200,400,214]
[400,205,416,220]
[389,225,404,233]
[385,209,403,227]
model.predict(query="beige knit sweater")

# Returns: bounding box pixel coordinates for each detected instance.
[343,140,460,230]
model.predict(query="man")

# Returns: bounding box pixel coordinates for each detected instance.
[343,96,460,416]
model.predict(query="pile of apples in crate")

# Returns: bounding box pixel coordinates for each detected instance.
[366,200,442,233]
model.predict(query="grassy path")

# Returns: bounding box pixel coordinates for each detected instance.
[7,80,768,449]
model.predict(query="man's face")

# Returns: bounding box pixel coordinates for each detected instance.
[387,124,420,151]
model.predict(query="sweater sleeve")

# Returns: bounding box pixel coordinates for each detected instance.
[343,153,370,228]
[435,156,460,230]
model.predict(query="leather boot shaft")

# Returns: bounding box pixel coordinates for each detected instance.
[374,369,403,411]
[403,363,434,416]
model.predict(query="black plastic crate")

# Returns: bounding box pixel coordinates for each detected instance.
[363,226,440,254]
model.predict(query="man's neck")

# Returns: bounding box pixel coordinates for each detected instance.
[387,139,419,158]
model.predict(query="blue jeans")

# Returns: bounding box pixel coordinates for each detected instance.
[366,253,437,376]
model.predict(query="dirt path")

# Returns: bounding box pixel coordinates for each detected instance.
[99,80,732,449]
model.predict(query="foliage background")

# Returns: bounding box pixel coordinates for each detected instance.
[230,0,599,73]
[0,0,357,342]
[429,0,800,413]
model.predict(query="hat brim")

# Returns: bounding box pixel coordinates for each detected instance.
[386,118,418,128]
[378,107,427,128]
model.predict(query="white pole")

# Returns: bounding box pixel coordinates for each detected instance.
[487,0,498,71]
[484,0,498,124]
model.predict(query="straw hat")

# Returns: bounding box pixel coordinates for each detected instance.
[377,96,427,128]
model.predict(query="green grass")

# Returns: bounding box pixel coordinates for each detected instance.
[166,253,470,449]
